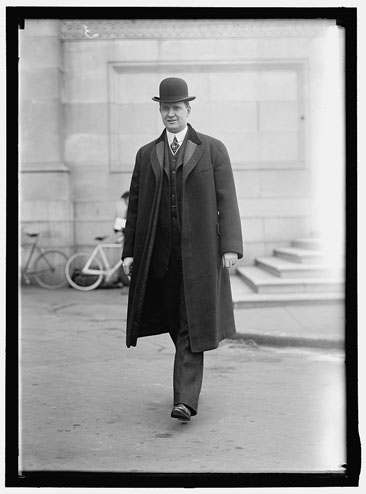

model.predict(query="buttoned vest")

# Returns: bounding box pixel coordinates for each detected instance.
[149,135,187,279]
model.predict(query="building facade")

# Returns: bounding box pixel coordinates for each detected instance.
[19,18,344,266]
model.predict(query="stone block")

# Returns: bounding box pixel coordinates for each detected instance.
[20,133,61,166]
[208,69,298,103]
[109,69,209,105]
[64,103,109,134]
[20,101,62,163]
[219,131,259,164]
[258,131,299,162]
[264,217,310,242]
[241,242,266,265]
[177,72,210,104]
[210,71,261,102]
[110,103,159,134]
[63,69,108,103]
[20,67,61,101]
[74,201,115,221]
[22,19,61,37]
[63,39,159,68]
[64,134,109,164]
[20,220,74,250]
[19,35,62,69]
[74,221,114,246]
[109,174,133,199]
[112,39,160,61]
[256,70,298,102]
[67,164,108,199]
[68,164,132,201]
[20,200,73,222]
[232,171,261,198]
[20,171,70,201]
[241,218,265,243]
[239,197,311,218]
[192,102,257,133]
[20,100,60,132]
[159,38,259,61]
[260,169,312,197]
[256,37,316,60]
[110,133,158,171]
[259,101,299,131]
[111,72,162,104]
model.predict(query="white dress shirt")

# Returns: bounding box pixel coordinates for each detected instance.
[166,126,188,150]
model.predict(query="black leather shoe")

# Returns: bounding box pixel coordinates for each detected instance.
[171,403,191,421]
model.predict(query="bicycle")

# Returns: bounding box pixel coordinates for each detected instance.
[65,233,130,291]
[21,232,68,289]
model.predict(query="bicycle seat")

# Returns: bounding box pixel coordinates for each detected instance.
[95,236,108,242]
[25,232,40,237]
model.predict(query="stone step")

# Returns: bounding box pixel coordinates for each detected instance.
[255,256,343,279]
[291,238,324,251]
[274,247,326,264]
[232,290,344,309]
[230,274,343,307]
[236,266,344,294]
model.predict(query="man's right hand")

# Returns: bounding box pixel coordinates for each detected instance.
[123,257,134,276]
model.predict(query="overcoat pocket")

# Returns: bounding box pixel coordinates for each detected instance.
[199,165,213,174]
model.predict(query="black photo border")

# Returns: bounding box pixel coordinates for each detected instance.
[6,5,359,488]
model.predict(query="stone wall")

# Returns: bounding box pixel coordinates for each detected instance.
[19,20,74,258]
[20,19,343,265]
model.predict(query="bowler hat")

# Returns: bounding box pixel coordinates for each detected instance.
[152,77,196,103]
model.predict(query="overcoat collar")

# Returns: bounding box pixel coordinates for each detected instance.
[150,124,204,183]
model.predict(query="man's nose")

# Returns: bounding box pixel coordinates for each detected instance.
[167,107,175,116]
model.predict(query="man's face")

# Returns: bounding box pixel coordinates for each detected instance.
[159,102,191,133]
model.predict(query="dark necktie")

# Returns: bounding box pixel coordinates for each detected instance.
[170,136,180,155]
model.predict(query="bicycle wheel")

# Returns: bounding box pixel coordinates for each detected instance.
[33,250,68,289]
[65,252,103,291]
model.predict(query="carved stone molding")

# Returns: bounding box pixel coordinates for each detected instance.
[61,19,335,41]
[108,60,306,172]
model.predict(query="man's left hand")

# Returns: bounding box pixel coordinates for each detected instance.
[222,252,238,268]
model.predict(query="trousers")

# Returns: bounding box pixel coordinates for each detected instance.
[158,246,204,415]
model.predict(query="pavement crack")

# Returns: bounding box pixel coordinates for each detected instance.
[283,306,309,331]
[24,357,123,369]
[51,304,78,314]
[150,341,168,353]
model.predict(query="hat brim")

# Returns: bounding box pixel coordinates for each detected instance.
[152,96,196,103]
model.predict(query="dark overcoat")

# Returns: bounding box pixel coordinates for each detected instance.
[122,124,243,353]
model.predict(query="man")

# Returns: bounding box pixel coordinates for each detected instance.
[122,77,243,422]
[113,191,129,233]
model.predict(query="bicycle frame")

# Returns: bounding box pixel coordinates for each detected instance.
[22,241,39,276]
[82,243,123,282]
[23,239,58,276]
[22,240,46,279]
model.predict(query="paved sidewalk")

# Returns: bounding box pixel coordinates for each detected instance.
[20,282,345,349]
[233,299,344,349]
[18,285,346,478]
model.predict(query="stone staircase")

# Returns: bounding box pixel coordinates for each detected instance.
[231,238,344,308]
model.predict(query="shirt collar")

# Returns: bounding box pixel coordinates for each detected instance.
[166,126,188,145]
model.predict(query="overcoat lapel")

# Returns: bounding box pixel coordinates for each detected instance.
[150,125,203,182]
[182,140,204,183]
[150,140,164,180]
